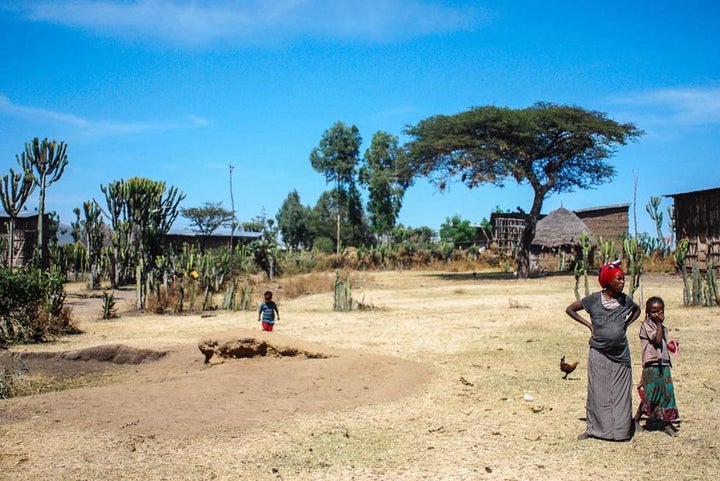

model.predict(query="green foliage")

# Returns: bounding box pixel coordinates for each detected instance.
[276,190,312,250]
[18,137,69,268]
[623,237,644,301]
[404,102,642,277]
[246,212,280,279]
[439,215,476,248]
[598,237,617,264]
[180,201,234,252]
[306,190,371,252]
[0,268,76,345]
[310,121,363,253]
[705,260,719,307]
[645,196,669,256]
[72,201,105,289]
[674,238,691,305]
[102,290,117,319]
[677,240,720,307]
[392,225,436,248]
[358,131,413,239]
[100,177,185,305]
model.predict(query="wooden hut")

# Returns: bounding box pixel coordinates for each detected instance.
[0,213,50,268]
[573,204,629,243]
[666,187,720,269]
[530,207,595,273]
[490,212,527,252]
[492,204,628,256]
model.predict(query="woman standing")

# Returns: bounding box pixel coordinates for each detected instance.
[565,261,642,441]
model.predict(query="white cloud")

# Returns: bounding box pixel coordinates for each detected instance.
[609,86,720,127]
[0,94,208,138]
[8,0,485,46]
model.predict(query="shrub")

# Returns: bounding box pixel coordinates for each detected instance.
[0,268,79,345]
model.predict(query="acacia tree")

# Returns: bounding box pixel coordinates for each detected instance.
[310,121,362,254]
[359,131,413,244]
[0,168,35,268]
[18,138,69,268]
[275,190,311,250]
[405,102,642,277]
[180,201,234,253]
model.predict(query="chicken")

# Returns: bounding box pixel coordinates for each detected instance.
[560,355,579,379]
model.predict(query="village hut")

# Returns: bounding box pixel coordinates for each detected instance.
[530,207,595,273]
[666,187,720,269]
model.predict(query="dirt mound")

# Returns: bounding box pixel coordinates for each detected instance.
[1,328,433,439]
[0,344,166,378]
[198,329,331,363]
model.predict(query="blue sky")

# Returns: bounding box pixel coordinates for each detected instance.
[1,0,719,238]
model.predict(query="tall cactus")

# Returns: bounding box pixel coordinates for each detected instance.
[674,238,690,305]
[100,177,185,294]
[623,236,643,302]
[598,237,616,264]
[645,196,667,256]
[573,231,592,300]
[18,138,69,268]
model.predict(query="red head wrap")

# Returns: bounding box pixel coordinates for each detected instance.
[598,260,623,288]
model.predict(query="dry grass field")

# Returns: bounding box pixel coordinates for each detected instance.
[1,271,719,481]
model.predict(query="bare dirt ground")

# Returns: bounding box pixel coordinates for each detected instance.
[1,271,719,481]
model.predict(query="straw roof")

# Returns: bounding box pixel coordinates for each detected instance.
[532,207,594,248]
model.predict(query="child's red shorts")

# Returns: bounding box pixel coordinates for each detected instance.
[261,321,274,332]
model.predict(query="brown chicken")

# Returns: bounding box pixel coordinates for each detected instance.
[560,355,579,379]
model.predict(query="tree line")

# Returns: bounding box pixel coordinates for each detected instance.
[2,102,641,283]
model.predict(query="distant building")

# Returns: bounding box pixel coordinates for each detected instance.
[573,204,630,243]
[530,207,596,273]
[491,204,629,254]
[665,187,720,269]
[0,213,51,268]
[164,229,262,252]
[490,212,527,252]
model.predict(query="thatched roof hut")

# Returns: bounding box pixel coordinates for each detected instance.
[532,207,594,248]
[530,207,595,273]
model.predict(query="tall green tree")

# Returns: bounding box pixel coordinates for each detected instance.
[359,131,413,243]
[18,138,69,268]
[310,121,362,254]
[306,188,371,251]
[405,102,642,277]
[0,168,35,268]
[308,191,340,252]
[276,190,311,250]
[439,215,476,248]
[180,201,234,253]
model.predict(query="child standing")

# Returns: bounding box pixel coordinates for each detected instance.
[635,296,679,436]
[258,290,279,332]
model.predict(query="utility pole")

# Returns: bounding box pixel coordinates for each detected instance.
[229,164,236,252]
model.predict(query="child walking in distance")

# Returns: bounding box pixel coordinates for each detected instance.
[258,291,279,331]
[634,296,679,436]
